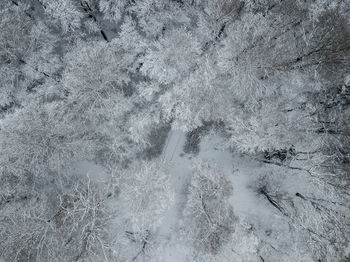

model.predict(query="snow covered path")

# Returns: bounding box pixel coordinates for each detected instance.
[161,130,187,163]
[156,130,191,261]
[159,130,190,236]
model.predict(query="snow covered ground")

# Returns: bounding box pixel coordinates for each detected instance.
[68,129,344,262]
[156,130,270,261]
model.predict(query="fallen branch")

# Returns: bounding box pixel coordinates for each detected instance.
[260,187,287,215]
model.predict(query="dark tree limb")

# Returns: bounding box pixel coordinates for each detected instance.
[260,187,287,215]
[80,0,109,42]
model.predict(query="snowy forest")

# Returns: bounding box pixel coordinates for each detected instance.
[0,0,350,261]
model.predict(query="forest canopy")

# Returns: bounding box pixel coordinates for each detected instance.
[0,0,349,261]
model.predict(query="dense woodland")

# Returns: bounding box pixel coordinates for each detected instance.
[0,0,350,261]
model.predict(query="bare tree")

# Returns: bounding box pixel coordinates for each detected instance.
[182,160,236,254]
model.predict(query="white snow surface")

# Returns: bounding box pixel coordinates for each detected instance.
[155,130,270,261]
